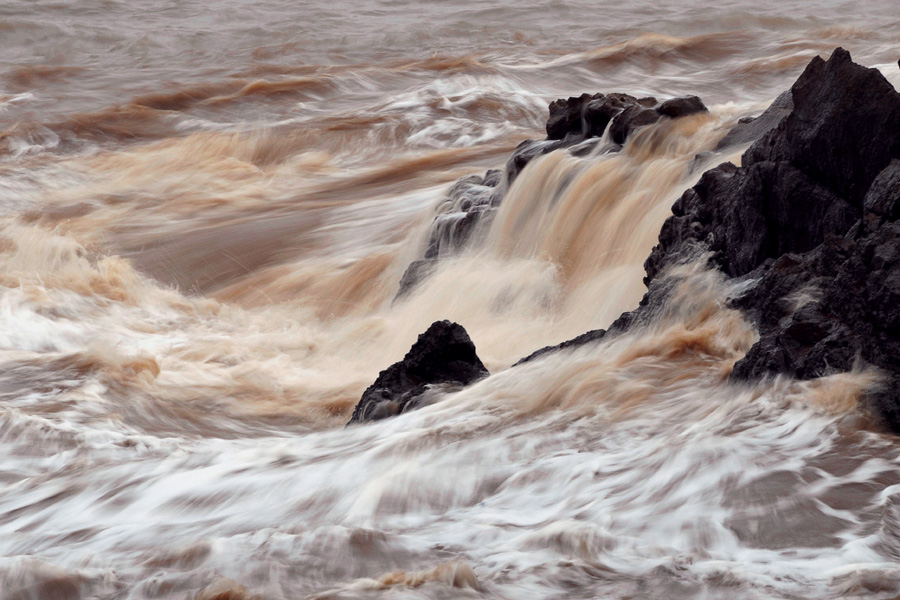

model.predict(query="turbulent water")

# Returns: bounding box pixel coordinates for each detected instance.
[3,1,900,598]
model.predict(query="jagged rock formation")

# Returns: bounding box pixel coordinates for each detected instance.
[522,48,900,431]
[644,48,900,428]
[645,48,900,284]
[545,92,707,144]
[347,321,489,424]
[396,92,709,296]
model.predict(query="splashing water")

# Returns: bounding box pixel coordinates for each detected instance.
[2,0,900,598]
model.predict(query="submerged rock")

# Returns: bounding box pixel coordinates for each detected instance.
[657,95,708,119]
[395,171,501,298]
[347,321,489,424]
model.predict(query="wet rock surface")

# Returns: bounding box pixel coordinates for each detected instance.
[728,222,900,430]
[524,91,707,180]
[525,48,900,431]
[645,47,900,284]
[347,320,489,424]
[395,170,502,298]
[646,48,900,428]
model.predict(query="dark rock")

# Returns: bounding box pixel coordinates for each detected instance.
[514,328,608,366]
[729,221,900,430]
[743,48,900,206]
[645,158,858,283]
[540,92,708,169]
[864,159,900,221]
[417,171,500,263]
[569,138,614,157]
[546,92,704,147]
[545,93,655,141]
[396,258,436,299]
[395,164,531,300]
[395,170,501,296]
[581,96,618,139]
[608,105,661,145]
[506,138,568,185]
[546,93,598,140]
[423,205,494,260]
[584,93,643,139]
[482,168,503,187]
[347,321,489,424]
[645,47,900,282]
[657,95,708,119]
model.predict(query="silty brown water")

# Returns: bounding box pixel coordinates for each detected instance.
[2,1,900,598]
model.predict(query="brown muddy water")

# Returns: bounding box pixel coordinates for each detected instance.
[2,1,900,598]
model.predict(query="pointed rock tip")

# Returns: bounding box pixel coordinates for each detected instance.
[418,319,470,341]
[829,47,851,62]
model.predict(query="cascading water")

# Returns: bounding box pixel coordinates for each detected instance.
[2,1,900,598]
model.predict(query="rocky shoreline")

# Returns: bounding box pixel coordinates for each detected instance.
[352,48,900,432]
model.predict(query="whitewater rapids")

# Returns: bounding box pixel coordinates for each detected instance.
[2,1,900,598]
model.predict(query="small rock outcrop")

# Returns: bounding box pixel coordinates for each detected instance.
[347,321,489,424]
[514,91,708,186]
[546,92,707,144]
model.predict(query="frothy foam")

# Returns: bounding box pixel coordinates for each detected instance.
[3,6,900,597]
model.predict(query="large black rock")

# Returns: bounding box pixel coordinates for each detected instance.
[644,48,900,428]
[645,47,900,283]
[347,321,489,424]
[518,48,900,431]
